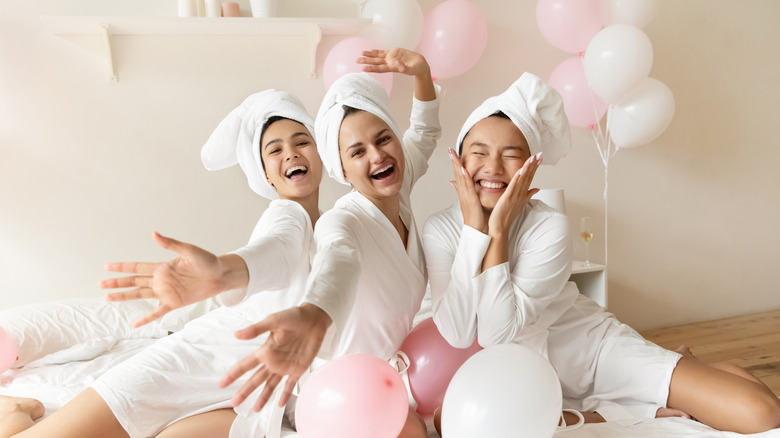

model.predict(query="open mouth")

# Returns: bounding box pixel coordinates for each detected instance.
[478,180,507,190]
[371,164,394,180]
[285,165,308,180]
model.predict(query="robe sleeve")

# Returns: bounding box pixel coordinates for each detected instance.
[423,213,490,348]
[219,201,311,306]
[474,213,572,346]
[301,210,362,356]
[402,84,442,190]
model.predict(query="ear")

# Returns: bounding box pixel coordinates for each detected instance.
[265,171,274,187]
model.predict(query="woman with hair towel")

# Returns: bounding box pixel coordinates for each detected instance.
[424,72,780,433]
[219,48,440,438]
[0,89,324,438]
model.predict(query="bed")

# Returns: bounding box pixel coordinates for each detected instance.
[1,298,778,437]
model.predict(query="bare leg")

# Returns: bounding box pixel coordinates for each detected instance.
[398,407,427,438]
[675,345,774,394]
[155,409,236,438]
[667,356,780,433]
[1,389,129,438]
[0,396,44,437]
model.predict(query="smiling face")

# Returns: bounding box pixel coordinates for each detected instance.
[460,115,531,212]
[260,118,322,202]
[338,109,405,205]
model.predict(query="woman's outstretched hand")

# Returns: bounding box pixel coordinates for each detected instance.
[357,48,437,101]
[448,148,487,234]
[219,303,331,412]
[100,232,247,327]
[357,48,431,78]
[488,153,542,237]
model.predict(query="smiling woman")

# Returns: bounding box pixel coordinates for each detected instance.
[215,48,441,438]
[260,117,322,203]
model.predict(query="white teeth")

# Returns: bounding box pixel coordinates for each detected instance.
[479,180,506,189]
[285,165,307,177]
[372,164,392,176]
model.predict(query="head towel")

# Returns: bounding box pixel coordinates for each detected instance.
[201,90,315,199]
[315,72,403,186]
[456,72,571,165]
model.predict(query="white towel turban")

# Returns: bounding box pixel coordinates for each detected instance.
[201,90,316,199]
[456,72,571,165]
[315,73,403,186]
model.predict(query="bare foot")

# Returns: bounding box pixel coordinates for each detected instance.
[0,395,45,421]
[656,407,693,420]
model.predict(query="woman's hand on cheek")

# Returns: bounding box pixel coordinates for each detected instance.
[488,153,542,237]
[449,148,486,234]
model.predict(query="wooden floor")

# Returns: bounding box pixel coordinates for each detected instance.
[641,308,780,395]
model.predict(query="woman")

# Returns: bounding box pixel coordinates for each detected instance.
[0,89,322,438]
[218,49,440,438]
[423,73,780,433]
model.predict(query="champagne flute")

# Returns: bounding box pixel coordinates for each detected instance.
[580,216,593,267]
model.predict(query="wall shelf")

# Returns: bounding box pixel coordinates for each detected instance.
[40,16,373,82]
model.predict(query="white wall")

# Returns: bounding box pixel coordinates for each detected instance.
[2,0,778,331]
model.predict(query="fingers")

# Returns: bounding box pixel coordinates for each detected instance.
[360,64,394,74]
[360,49,386,59]
[132,304,172,328]
[234,315,275,340]
[220,353,263,389]
[104,261,157,275]
[153,232,197,257]
[104,287,156,302]
[99,275,152,289]
[279,376,298,407]
[231,364,270,407]
[253,374,282,412]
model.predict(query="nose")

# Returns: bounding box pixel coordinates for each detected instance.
[483,155,504,175]
[284,147,300,161]
[367,144,386,162]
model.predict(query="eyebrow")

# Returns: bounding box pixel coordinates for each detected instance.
[467,142,525,151]
[264,131,310,150]
[344,128,391,152]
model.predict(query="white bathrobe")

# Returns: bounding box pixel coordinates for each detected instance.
[423,201,681,422]
[304,93,441,363]
[91,199,314,438]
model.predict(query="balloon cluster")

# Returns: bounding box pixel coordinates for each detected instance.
[540,0,674,149]
[323,0,488,91]
[295,322,563,437]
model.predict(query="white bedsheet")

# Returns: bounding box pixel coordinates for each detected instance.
[1,298,778,437]
[2,343,778,437]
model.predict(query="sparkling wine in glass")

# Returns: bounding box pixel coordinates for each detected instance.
[580,216,593,267]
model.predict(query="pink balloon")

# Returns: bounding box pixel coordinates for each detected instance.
[536,0,602,54]
[322,36,393,95]
[0,327,17,373]
[416,0,488,81]
[399,318,482,415]
[296,354,408,438]
[548,56,608,129]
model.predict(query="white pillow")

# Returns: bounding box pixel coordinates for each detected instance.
[0,298,167,368]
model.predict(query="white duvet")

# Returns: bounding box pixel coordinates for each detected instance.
[1,298,778,437]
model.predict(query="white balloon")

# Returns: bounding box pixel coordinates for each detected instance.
[360,0,424,50]
[441,344,562,438]
[608,78,675,148]
[584,24,653,103]
[599,0,657,28]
